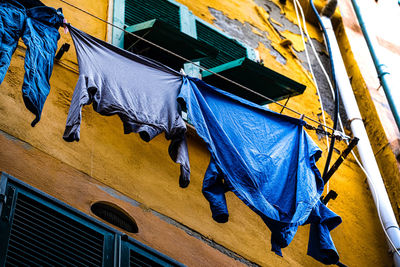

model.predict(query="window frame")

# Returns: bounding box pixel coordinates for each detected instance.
[111,0,305,104]
[111,0,258,77]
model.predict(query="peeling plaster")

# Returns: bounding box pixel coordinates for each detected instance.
[209,2,348,123]
[210,8,287,65]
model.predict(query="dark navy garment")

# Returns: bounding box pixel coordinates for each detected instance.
[16,0,45,8]
[22,6,63,126]
[0,0,26,84]
[178,77,342,264]
[0,0,63,126]
[64,26,190,188]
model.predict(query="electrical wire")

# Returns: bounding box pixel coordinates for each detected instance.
[293,0,330,193]
[56,60,79,73]
[55,0,351,138]
[301,0,400,257]
[295,0,350,195]
[308,0,340,181]
[54,0,400,257]
[350,148,400,257]
[293,0,345,176]
[293,1,400,255]
[296,0,338,193]
[298,0,348,196]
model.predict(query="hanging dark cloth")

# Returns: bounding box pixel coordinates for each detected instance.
[64,26,190,188]
[178,77,342,264]
[15,0,45,8]
[0,0,64,126]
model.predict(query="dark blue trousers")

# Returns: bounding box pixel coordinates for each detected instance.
[0,0,63,126]
[0,1,25,84]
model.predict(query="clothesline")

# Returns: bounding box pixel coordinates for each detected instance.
[65,23,343,264]
[56,0,351,140]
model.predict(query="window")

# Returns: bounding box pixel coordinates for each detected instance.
[195,20,247,69]
[120,0,218,71]
[121,235,183,267]
[112,0,306,104]
[124,0,181,28]
[0,172,183,266]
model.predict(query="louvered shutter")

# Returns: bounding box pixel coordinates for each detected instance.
[120,236,184,267]
[0,181,114,266]
[125,0,180,29]
[195,20,247,69]
[0,173,185,267]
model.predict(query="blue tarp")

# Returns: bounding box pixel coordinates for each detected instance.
[178,77,342,264]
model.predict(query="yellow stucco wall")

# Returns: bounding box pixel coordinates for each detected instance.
[0,0,398,266]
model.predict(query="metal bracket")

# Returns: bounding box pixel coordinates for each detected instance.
[55,43,71,60]
[323,137,359,184]
[321,190,338,205]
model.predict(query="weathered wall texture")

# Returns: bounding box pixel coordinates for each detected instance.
[334,21,400,221]
[0,0,398,266]
[339,0,400,163]
[0,131,247,267]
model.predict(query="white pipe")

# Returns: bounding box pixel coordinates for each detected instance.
[320,16,400,266]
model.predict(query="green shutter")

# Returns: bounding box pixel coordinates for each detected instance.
[125,0,181,29]
[202,57,306,104]
[124,19,217,70]
[196,20,247,69]
[0,177,115,266]
[123,0,218,71]
[120,0,307,103]
[120,235,185,267]
[195,20,306,104]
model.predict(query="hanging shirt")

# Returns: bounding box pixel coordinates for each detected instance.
[178,77,341,264]
[64,26,190,188]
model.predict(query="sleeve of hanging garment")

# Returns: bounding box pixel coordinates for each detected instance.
[306,201,342,264]
[202,157,229,223]
[63,75,91,142]
[169,134,190,188]
[269,224,299,257]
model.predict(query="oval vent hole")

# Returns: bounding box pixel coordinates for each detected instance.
[91,202,138,233]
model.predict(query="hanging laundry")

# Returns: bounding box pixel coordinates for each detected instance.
[0,0,64,126]
[63,26,190,188]
[15,0,45,8]
[178,77,342,264]
[22,6,64,126]
[0,0,26,84]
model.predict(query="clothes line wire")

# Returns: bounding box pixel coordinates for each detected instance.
[56,59,79,73]
[56,0,350,139]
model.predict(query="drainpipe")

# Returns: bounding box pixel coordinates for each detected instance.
[350,0,400,132]
[319,13,400,267]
